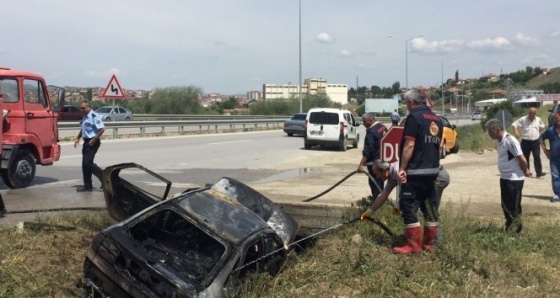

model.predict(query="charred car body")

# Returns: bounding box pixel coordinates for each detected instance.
[83,163,300,297]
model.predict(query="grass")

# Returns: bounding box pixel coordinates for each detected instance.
[2,208,558,297]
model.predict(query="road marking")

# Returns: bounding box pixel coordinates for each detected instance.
[208,140,251,145]
[60,155,82,159]
[29,179,81,188]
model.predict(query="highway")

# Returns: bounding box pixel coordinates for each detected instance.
[0,118,476,225]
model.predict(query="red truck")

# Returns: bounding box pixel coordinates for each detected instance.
[0,67,61,188]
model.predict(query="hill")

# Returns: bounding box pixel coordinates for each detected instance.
[524,67,560,89]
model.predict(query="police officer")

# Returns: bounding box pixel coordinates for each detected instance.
[74,101,105,192]
[394,89,443,254]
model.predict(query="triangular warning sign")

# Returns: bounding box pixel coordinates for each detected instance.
[102,74,126,99]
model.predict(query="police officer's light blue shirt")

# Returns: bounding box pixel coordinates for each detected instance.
[81,111,105,139]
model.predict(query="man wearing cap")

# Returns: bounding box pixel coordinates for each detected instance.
[74,101,105,192]
[512,107,546,177]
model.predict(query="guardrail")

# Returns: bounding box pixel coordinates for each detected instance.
[57,115,469,139]
[57,119,290,139]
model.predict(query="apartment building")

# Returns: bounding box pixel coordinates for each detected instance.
[262,77,348,105]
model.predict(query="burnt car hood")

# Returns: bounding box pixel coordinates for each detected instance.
[101,163,300,247]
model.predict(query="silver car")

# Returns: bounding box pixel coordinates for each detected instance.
[95,106,133,121]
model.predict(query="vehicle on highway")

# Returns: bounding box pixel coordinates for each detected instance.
[304,108,359,151]
[472,111,482,121]
[0,67,61,188]
[399,115,459,159]
[283,112,307,136]
[83,163,300,298]
[95,106,133,121]
[439,116,459,158]
[53,104,82,121]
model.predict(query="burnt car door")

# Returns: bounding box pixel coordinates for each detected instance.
[102,163,172,221]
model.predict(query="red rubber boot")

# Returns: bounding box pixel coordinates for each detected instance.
[393,223,422,255]
[422,222,439,251]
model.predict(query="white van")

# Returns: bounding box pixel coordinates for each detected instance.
[304,108,360,151]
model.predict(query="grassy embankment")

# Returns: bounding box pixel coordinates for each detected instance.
[2,116,559,297]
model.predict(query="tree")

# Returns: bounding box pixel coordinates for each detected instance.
[455,70,459,83]
[370,85,382,95]
[148,86,203,114]
[391,81,400,95]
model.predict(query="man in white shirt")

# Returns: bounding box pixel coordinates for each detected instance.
[512,107,546,177]
[486,119,531,233]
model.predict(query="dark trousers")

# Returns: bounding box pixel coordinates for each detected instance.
[399,175,438,225]
[521,139,542,175]
[0,194,4,210]
[500,178,524,232]
[367,165,384,199]
[82,138,102,188]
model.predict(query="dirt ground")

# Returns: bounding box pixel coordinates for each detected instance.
[250,148,560,220]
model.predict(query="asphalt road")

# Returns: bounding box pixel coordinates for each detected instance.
[0,117,476,225]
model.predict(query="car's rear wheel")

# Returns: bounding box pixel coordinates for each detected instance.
[287,133,293,137]
[105,117,111,121]
[352,135,359,149]
[450,139,460,153]
[125,116,131,121]
[304,142,312,150]
[340,139,347,151]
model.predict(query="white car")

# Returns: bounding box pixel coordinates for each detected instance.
[472,112,482,121]
[304,108,360,151]
[95,106,133,121]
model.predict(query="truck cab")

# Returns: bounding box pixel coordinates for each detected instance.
[0,67,61,188]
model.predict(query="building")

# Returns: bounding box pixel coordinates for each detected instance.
[246,90,262,101]
[262,78,348,105]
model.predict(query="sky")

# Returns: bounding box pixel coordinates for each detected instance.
[2,0,559,95]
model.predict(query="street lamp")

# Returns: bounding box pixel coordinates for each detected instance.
[298,0,302,113]
[429,55,455,116]
[388,34,424,89]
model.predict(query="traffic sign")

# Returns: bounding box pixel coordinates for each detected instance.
[381,127,403,164]
[101,74,126,99]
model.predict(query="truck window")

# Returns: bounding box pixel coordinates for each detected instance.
[0,79,19,103]
[23,79,48,108]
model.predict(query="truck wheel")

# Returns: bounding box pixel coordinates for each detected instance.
[1,149,36,188]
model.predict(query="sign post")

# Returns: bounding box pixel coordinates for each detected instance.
[381,127,403,164]
[101,74,126,121]
[380,126,404,210]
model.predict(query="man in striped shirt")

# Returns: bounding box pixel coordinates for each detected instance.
[486,119,531,233]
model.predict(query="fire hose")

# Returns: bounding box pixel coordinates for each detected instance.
[301,170,396,238]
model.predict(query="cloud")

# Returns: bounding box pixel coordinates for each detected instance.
[339,49,352,57]
[85,68,122,79]
[466,37,511,50]
[410,38,464,53]
[316,32,333,43]
[512,33,539,46]
[550,31,560,38]
[521,53,553,64]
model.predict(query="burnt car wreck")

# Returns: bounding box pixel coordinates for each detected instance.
[82,163,300,298]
